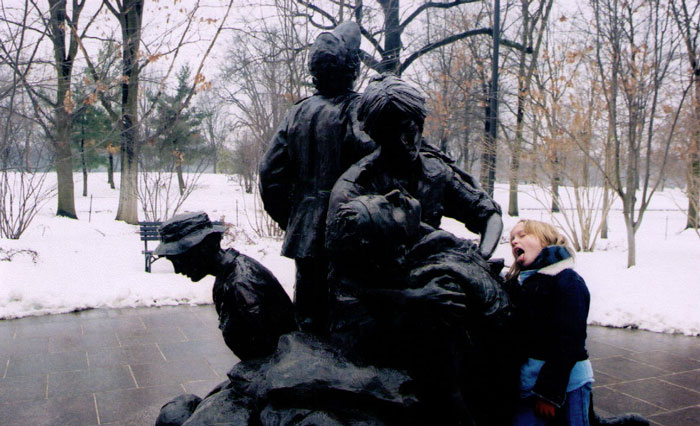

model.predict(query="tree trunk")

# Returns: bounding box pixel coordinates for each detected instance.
[601,182,610,239]
[480,100,497,197]
[378,0,401,74]
[509,71,523,216]
[481,1,501,199]
[440,135,448,153]
[55,133,77,218]
[508,0,537,218]
[462,107,471,173]
[245,172,253,194]
[687,71,700,229]
[688,151,700,229]
[508,148,519,216]
[114,69,140,224]
[551,175,560,213]
[670,0,699,230]
[177,164,185,195]
[80,137,88,197]
[115,128,139,224]
[108,152,115,189]
[24,128,32,171]
[551,151,560,213]
[623,202,636,267]
[50,0,78,219]
[509,86,524,216]
[111,0,144,224]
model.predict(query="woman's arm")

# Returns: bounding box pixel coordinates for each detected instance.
[532,270,590,407]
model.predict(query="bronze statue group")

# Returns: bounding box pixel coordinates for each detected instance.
[153,22,648,426]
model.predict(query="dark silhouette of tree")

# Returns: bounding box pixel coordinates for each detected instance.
[288,0,530,76]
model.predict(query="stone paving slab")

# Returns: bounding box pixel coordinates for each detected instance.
[0,305,697,425]
[587,326,700,425]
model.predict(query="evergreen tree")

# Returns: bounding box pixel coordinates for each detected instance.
[143,66,210,194]
[71,101,118,196]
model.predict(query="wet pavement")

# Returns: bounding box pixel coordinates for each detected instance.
[0,305,698,425]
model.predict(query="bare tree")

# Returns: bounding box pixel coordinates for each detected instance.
[197,89,231,174]
[88,39,123,190]
[415,11,472,157]
[505,0,553,216]
[240,172,285,239]
[227,131,260,194]
[0,81,54,239]
[219,22,311,175]
[136,157,209,222]
[456,8,498,176]
[0,167,55,239]
[45,0,87,218]
[100,0,144,224]
[670,0,700,229]
[288,0,529,76]
[75,0,234,224]
[0,0,104,219]
[218,9,310,237]
[531,26,590,214]
[589,0,681,266]
[529,28,612,251]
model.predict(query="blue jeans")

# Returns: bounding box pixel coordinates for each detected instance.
[513,382,592,426]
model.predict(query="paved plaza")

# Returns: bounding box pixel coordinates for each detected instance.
[0,305,699,425]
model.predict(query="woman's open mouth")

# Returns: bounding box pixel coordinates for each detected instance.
[513,247,524,262]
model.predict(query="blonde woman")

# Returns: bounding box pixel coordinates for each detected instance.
[507,220,593,426]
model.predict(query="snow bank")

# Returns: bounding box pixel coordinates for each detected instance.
[1,173,698,336]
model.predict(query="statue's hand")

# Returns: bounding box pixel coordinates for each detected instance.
[478,213,503,260]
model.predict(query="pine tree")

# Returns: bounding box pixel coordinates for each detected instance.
[71,101,118,197]
[144,66,210,195]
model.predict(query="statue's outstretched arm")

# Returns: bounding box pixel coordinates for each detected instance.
[478,212,503,260]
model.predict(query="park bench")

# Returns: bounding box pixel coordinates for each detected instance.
[138,220,224,273]
[138,221,164,273]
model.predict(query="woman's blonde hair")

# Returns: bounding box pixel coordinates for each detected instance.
[505,219,574,282]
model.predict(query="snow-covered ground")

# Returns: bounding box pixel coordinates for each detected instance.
[1,172,698,336]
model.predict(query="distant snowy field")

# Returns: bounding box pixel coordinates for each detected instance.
[1,172,698,336]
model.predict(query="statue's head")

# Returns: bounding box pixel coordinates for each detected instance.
[154,211,226,281]
[327,190,421,262]
[309,22,361,95]
[358,74,426,164]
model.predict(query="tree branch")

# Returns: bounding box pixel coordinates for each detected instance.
[500,37,532,53]
[102,0,120,19]
[66,0,86,66]
[400,0,481,31]
[400,28,491,74]
[72,30,119,122]
[359,49,382,73]
[181,1,234,109]
[0,19,54,108]
[138,1,204,122]
[78,1,104,39]
[399,28,531,75]
[358,21,384,55]
[296,0,337,27]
